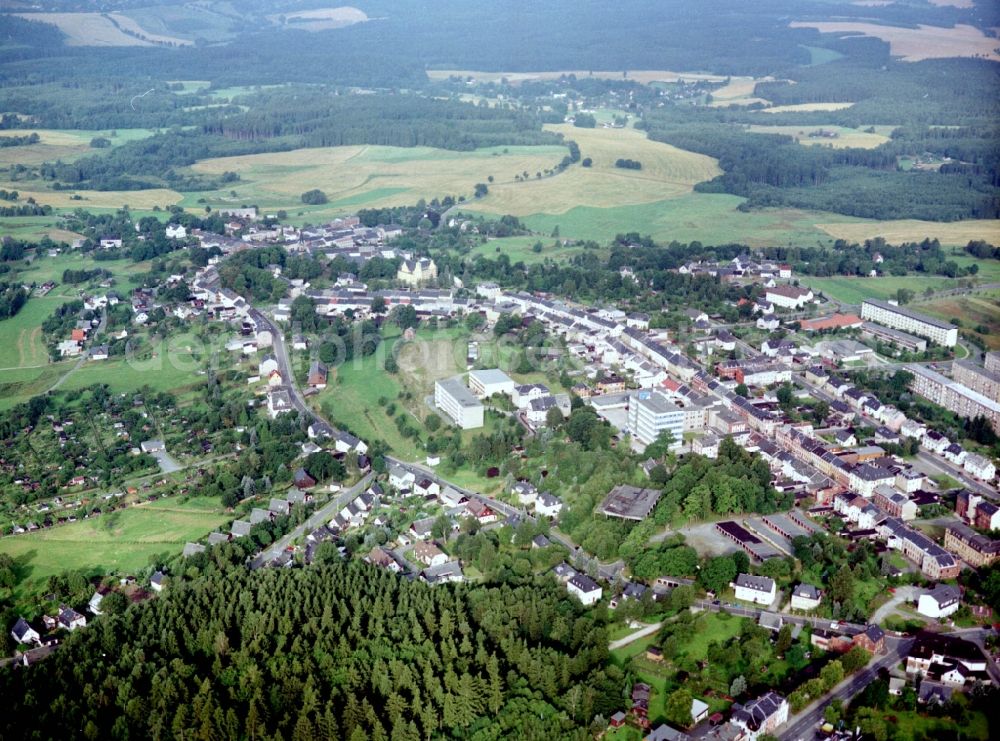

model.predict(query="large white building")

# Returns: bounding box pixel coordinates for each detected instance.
[468,368,516,399]
[627,391,684,448]
[861,299,958,347]
[917,585,961,620]
[733,573,776,606]
[909,364,1000,435]
[435,378,484,429]
[765,285,813,309]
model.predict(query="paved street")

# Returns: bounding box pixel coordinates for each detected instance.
[250,472,373,569]
[778,638,913,741]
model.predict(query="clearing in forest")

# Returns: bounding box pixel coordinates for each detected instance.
[267,7,369,31]
[746,124,895,149]
[761,102,854,113]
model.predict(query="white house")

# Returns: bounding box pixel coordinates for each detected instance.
[58,606,87,631]
[512,481,538,506]
[468,368,516,399]
[730,692,789,741]
[412,541,449,568]
[917,585,961,620]
[567,574,602,606]
[963,453,996,482]
[258,354,279,378]
[11,618,40,646]
[765,285,814,310]
[535,492,563,518]
[733,574,776,606]
[165,224,187,239]
[790,583,822,611]
[512,383,549,409]
[691,698,710,724]
[388,463,416,491]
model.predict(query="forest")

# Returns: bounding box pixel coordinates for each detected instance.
[0,562,620,740]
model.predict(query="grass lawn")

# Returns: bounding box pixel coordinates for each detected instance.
[682,612,745,661]
[60,341,207,396]
[0,496,231,593]
[0,295,66,369]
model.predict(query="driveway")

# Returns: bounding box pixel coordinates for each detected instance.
[870,585,920,625]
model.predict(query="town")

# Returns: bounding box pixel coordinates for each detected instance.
[4,203,998,741]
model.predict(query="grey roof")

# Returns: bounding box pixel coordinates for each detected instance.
[926,584,961,608]
[734,573,775,593]
[793,583,821,600]
[231,520,252,537]
[731,692,786,732]
[569,573,601,593]
[182,542,206,557]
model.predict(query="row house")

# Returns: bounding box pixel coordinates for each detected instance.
[943,524,1000,568]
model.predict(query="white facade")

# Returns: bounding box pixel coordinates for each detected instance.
[435,378,485,429]
[917,589,960,620]
[567,574,602,606]
[628,391,684,448]
[733,574,776,606]
[861,299,958,347]
[468,369,516,399]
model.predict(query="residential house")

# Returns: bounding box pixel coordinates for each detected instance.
[11,618,40,646]
[150,571,166,593]
[58,605,87,631]
[733,574,776,606]
[790,583,822,611]
[917,585,961,620]
[729,692,789,741]
[567,574,602,606]
[535,492,563,518]
[412,541,449,568]
[853,624,885,654]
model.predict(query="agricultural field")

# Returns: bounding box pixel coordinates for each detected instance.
[189,143,568,219]
[707,77,772,107]
[789,21,1000,62]
[463,124,721,217]
[814,218,1000,245]
[0,496,231,593]
[13,12,187,47]
[760,102,854,113]
[746,124,895,149]
[267,7,370,31]
[0,182,181,211]
[0,128,157,166]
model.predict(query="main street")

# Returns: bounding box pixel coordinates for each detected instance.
[250,472,373,569]
[778,637,914,741]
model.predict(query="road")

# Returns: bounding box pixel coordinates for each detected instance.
[250,472,373,569]
[384,455,627,581]
[778,637,913,741]
[869,586,920,624]
[49,308,106,392]
[250,308,315,419]
[692,599,866,635]
[609,621,663,650]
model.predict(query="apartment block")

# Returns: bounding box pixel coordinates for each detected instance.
[861,299,958,347]
[908,364,1000,434]
[434,377,484,429]
[627,391,684,448]
[944,524,1000,568]
[952,360,1000,403]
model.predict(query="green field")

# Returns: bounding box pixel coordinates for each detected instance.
[0,496,230,591]
[803,275,975,305]
[465,235,596,263]
[0,127,157,166]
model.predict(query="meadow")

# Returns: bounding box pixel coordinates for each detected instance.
[802,275,973,305]
[920,292,1000,350]
[814,218,1000,245]
[0,496,230,592]
[0,128,156,166]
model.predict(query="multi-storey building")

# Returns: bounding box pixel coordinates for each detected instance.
[627,391,684,448]
[861,299,958,347]
[952,361,1000,403]
[434,377,484,429]
[908,365,1000,434]
[985,351,1000,374]
[944,524,1000,568]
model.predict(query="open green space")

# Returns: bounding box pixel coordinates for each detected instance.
[803,274,974,305]
[0,495,231,593]
[465,235,597,264]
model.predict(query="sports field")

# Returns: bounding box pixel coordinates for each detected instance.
[190,143,568,218]
[0,496,230,590]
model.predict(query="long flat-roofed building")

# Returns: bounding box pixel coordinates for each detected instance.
[861,299,957,347]
[952,360,1000,403]
[435,377,484,429]
[468,368,516,398]
[860,322,927,353]
[909,364,1000,434]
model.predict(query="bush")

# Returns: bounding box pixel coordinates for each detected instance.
[301,189,328,205]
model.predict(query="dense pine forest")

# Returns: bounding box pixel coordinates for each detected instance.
[0,562,619,739]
